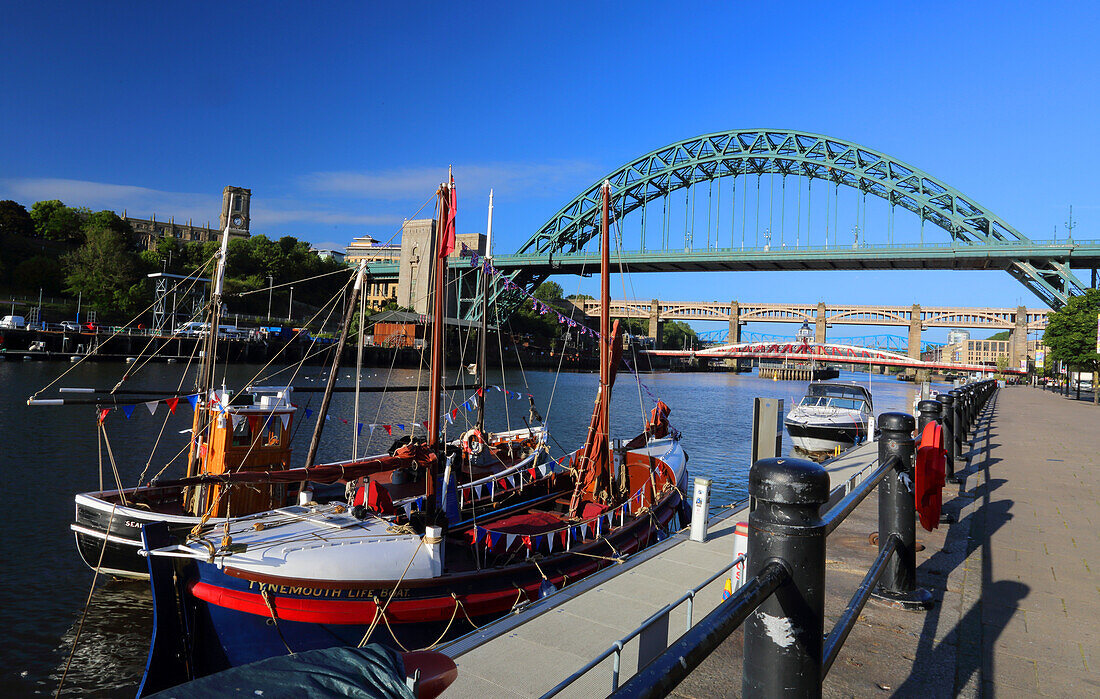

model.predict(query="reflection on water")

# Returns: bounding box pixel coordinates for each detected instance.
[0,360,942,695]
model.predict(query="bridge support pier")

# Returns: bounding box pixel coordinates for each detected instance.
[728,301,741,344]
[906,304,922,378]
[1009,305,1027,372]
[647,299,661,348]
[815,302,827,344]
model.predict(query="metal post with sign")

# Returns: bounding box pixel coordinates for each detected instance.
[689,477,712,543]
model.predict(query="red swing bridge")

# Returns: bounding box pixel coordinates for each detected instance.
[643,340,1024,376]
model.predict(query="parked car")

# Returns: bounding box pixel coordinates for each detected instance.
[0,315,27,329]
[60,321,81,332]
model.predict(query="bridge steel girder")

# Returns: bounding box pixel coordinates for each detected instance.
[508,129,1091,310]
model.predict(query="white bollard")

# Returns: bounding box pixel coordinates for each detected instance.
[424,525,444,576]
[689,477,712,543]
[732,521,749,590]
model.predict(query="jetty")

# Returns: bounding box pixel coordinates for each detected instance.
[438,383,1099,696]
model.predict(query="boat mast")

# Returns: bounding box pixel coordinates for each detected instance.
[303,260,368,470]
[476,189,493,434]
[426,175,452,451]
[186,195,235,482]
[598,180,611,480]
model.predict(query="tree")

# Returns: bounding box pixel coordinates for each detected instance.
[566,293,594,301]
[662,320,698,350]
[534,281,564,302]
[0,200,34,237]
[30,200,84,243]
[1043,288,1100,404]
[986,330,1010,341]
[62,214,143,319]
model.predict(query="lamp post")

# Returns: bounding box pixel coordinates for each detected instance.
[287,286,294,322]
[266,275,273,321]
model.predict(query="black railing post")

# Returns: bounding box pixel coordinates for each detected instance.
[743,457,830,698]
[937,392,956,481]
[871,412,933,611]
[917,399,942,436]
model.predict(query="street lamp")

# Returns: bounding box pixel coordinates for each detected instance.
[266,275,273,321]
[287,286,294,322]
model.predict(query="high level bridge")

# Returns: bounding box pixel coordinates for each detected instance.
[570,299,1046,367]
[362,129,1100,316]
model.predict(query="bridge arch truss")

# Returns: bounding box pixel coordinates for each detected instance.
[515,129,1089,308]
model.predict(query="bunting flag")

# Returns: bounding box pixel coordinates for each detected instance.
[305,407,313,418]
[505,534,517,550]
[396,424,405,431]
[280,413,290,430]
[248,415,260,434]
[186,394,199,410]
[488,531,502,550]
[145,401,158,416]
[357,422,363,436]
[97,408,110,424]
[384,425,392,436]
[122,405,135,419]
[165,397,179,415]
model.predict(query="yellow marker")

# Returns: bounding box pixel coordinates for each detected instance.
[722,578,733,600]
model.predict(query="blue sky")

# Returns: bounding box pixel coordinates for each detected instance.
[2,2,1097,340]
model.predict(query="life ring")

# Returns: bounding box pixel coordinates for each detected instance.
[461,429,486,455]
[915,421,947,532]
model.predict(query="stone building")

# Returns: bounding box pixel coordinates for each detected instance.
[124,186,251,250]
[346,234,402,307]
[923,338,1046,370]
[395,219,485,315]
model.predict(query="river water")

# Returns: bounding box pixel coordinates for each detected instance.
[0,359,941,696]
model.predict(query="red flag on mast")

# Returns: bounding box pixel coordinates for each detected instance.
[440,172,456,258]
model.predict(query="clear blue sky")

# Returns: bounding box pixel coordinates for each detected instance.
[2,2,1097,339]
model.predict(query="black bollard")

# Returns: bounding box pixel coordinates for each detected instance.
[938,392,956,480]
[950,389,966,463]
[917,399,942,436]
[871,412,933,610]
[743,457,830,698]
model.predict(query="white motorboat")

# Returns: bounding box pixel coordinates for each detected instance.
[784,382,873,453]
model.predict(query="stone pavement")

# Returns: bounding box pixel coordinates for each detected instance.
[672,386,1100,698]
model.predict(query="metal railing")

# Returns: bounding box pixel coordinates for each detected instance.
[569,378,999,698]
[540,553,747,697]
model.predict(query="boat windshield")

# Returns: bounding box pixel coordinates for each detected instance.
[802,384,871,411]
[799,395,867,411]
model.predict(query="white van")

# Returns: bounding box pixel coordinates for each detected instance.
[0,316,27,329]
[174,321,209,336]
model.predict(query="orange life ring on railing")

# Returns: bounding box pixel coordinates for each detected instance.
[915,421,947,531]
[461,429,486,455]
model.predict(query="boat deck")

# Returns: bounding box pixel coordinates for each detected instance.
[437,441,881,697]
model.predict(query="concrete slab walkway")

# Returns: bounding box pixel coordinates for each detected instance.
[672,386,1100,698]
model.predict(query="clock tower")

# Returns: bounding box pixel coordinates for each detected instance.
[219,186,252,235]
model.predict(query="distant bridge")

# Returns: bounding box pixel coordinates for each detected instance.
[572,298,1041,368]
[646,341,1023,376]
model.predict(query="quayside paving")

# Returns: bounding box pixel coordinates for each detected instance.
[438,442,881,697]
[440,386,1098,697]
[674,386,1099,698]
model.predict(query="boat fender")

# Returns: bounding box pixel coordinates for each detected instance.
[461,429,486,455]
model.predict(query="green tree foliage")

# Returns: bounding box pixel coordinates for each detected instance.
[30,200,85,243]
[533,280,564,302]
[661,320,698,349]
[985,330,1010,341]
[1042,288,1100,403]
[0,200,34,237]
[13,255,63,295]
[63,212,143,318]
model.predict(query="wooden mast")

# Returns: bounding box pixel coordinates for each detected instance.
[569,181,622,518]
[598,180,611,478]
[185,195,235,512]
[476,190,493,434]
[426,182,448,450]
